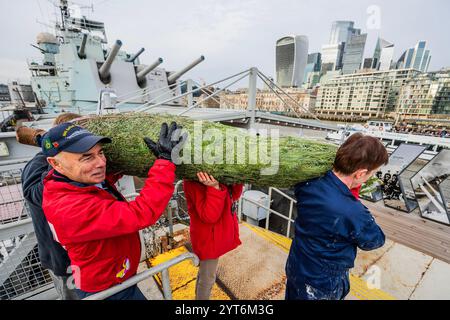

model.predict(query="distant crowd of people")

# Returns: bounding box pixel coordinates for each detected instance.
[393,125,449,138]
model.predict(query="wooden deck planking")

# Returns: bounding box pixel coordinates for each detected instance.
[363,200,450,264]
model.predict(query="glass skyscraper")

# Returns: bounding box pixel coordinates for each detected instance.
[321,21,360,73]
[275,35,309,87]
[308,52,322,71]
[321,43,344,71]
[373,38,394,71]
[420,50,431,72]
[404,48,415,68]
[329,21,358,45]
[412,41,426,70]
[342,33,367,74]
[398,41,431,72]
[303,52,322,83]
[363,58,374,69]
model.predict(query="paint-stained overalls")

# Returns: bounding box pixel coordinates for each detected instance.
[285,170,385,300]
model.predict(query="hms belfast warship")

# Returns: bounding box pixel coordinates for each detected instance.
[18,1,204,117]
[0,0,450,301]
[0,0,341,133]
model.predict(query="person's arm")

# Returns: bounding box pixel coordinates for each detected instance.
[45,159,176,244]
[21,153,49,206]
[350,212,385,251]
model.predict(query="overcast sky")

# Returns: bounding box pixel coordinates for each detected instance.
[0,0,449,85]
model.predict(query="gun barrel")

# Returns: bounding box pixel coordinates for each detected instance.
[167,55,205,84]
[126,48,145,63]
[136,57,163,83]
[98,40,122,81]
[78,33,88,59]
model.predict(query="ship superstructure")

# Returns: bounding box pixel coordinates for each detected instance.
[28,0,204,113]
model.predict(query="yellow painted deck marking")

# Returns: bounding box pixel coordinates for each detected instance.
[242,222,396,300]
[148,223,396,300]
[349,274,395,300]
[148,246,230,300]
[243,222,292,252]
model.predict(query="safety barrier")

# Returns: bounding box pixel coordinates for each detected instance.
[0,167,53,300]
[238,186,296,238]
[83,252,199,300]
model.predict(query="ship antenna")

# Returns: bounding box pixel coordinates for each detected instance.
[59,0,70,30]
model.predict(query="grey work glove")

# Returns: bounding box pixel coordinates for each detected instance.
[144,121,186,162]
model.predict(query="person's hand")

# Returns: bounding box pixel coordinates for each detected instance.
[197,172,220,190]
[144,121,186,162]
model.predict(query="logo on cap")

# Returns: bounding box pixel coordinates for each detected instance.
[62,124,76,137]
[43,137,52,150]
[66,129,88,140]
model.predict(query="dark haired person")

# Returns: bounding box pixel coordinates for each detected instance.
[285,133,388,300]
[21,113,81,300]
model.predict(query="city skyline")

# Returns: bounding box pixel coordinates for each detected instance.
[0,0,449,85]
[278,22,429,87]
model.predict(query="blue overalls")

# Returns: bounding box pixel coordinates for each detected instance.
[285,170,385,300]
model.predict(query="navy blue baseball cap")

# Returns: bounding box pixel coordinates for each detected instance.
[41,122,111,157]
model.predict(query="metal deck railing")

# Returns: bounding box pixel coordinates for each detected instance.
[0,167,53,300]
[238,186,296,238]
[0,170,198,300]
[84,252,199,300]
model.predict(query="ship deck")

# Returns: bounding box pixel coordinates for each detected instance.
[363,200,450,264]
[18,205,450,300]
[142,219,450,300]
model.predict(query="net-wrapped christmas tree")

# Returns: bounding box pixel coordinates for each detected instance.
[75,113,337,188]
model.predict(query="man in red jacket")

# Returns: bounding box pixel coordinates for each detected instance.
[41,121,185,300]
[183,172,243,300]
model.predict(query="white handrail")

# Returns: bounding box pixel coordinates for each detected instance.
[178,72,250,116]
[137,69,251,112]
[240,186,296,238]
[83,252,199,300]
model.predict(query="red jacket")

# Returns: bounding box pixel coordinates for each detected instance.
[42,159,175,292]
[183,180,243,260]
[350,185,362,200]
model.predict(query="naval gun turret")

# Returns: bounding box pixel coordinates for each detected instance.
[126,48,145,63]
[98,39,122,83]
[27,0,207,110]
[167,55,205,85]
[136,57,164,86]
[78,33,88,59]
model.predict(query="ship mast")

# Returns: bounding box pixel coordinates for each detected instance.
[59,0,70,30]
